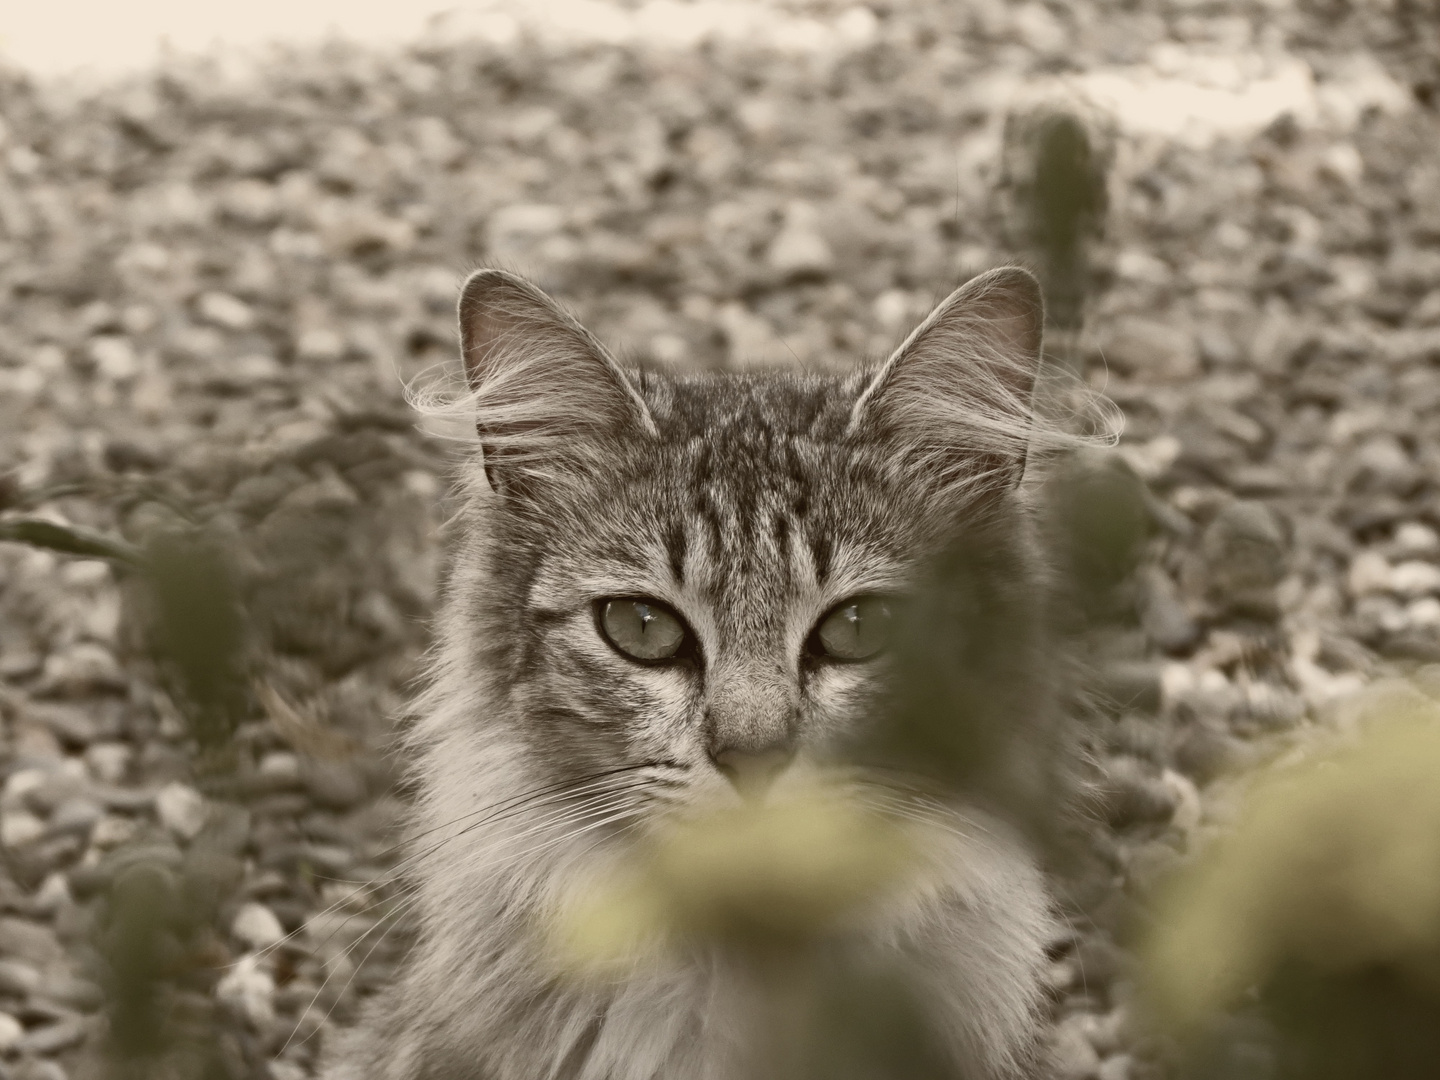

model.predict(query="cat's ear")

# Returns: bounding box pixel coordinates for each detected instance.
[850,266,1044,491]
[458,269,656,497]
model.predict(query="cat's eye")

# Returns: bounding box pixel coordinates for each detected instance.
[810,595,893,662]
[598,598,690,662]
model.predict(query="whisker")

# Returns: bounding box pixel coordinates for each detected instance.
[250,772,659,964]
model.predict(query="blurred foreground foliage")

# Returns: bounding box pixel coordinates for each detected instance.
[1141,680,1440,1080]
[1,510,258,1079]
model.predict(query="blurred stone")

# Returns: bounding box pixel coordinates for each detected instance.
[83,743,131,784]
[197,291,257,331]
[1,812,47,849]
[233,902,286,950]
[1174,721,1241,783]
[1102,756,1177,828]
[89,816,136,849]
[13,1060,69,1080]
[1050,1014,1104,1080]
[30,705,99,748]
[1390,560,1440,597]
[38,643,125,695]
[0,1011,23,1053]
[0,918,62,966]
[1137,567,1198,653]
[767,201,834,279]
[49,797,102,836]
[216,953,276,1026]
[1100,662,1163,715]
[0,959,41,997]
[154,782,208,840]
[1160,768,1202,833]
[40,974,104,1013]
[1098,318,1199,381]
[1201,501,1287,619]
[16,1016,88,1054]
[302,759,369,811]
[1349,550,1393,596]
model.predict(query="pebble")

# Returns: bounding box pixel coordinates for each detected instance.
[2,770,50,810]
[1137,566,1198,653]
[0,959,42,997]
[0,1011,23,1053]
[767,202,835,279]
[40,974,105,1013]
[0,919,63,966]
[28,704,100,749]
[215,953,276,1027]
[1102,757,1178,828]
[16,1016,89,1055]
[1,812,47,849]
[1099,317,1200,382]
[28,872,73,917]
[1050,1013,1104,1080]
[83,743,132,784]
[154,782,209,840]
[1160,769,1203,833]
[49,798,102,836]
[302,759,369,811]
[1201,501,1288,618]
[13,1059,69,1080]
[232,902,287,950]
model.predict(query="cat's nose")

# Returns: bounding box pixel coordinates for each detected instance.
[711,746,795,798]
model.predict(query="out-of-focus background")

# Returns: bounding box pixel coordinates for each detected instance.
[0,1,1439,1079]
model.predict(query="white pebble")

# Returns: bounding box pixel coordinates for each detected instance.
[215,953,275,1026]
[1348,550,1392,596]
[1,769,48,810]
[1389,560,1440,597]
[0,811,46,849]
[0,1011,23,1053]
[1395,522,1440,556]
[197,291,256,331]
[31,873,72,916]
[767,202,834,277]
[258,751,302,781]
[232,903,286,950]
[91,816,137,850]
[84,742,132,784]
[1162,769,1203,833]
[154,782,208,840]
[1408,597,1440,628]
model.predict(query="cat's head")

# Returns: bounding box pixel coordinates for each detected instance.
[435,268,1071,811]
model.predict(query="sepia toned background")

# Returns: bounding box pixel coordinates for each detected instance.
[1,1,1439,1078]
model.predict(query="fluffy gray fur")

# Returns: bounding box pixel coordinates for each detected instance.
[322,267,1092,1080]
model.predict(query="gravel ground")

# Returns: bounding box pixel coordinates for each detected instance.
[1,2,1439,1078]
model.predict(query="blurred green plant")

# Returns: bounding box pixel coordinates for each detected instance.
[1002,107,1110,338]
[1140,680,1440,1080]
[1,508,258,1079]
[552,781,959,1080]
[554,782,921,967]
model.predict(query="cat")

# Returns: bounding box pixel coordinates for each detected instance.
[321,265,1085,1080]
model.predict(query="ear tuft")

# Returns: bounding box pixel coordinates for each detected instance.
[457,269,655,496]
[851,266,1046,493]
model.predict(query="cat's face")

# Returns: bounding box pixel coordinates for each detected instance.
[451,269,1046,810]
